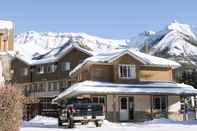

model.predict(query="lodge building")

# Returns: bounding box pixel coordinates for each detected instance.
[11,45,92,119]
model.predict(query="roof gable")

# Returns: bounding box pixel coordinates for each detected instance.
[108,51,146,64]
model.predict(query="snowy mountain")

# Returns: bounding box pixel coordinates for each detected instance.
[128,21,197,65]
[14,31,128,59]
[14,21,197,66]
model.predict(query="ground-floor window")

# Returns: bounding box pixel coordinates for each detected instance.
[91,96,106,111]
[153,96,167,111]
[39,98,57,112]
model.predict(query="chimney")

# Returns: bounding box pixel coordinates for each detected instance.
[144,42,149,53]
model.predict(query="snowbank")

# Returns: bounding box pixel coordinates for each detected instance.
[145,118,197,125]
[23,115,58,128]
[21,116,197,131]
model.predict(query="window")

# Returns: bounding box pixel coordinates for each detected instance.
[24,85,29,95]
[38,83,45,92]
[33,83,38,92]
[59,81,64,92]
[92,96,106,106]
[37,65,44,74]
[62,62,70,71]
[119,64,136,79]
[47,64,57,73]
[53,82,58,91]
[48,82,59,92]
[120,97,128,110]
[29,84,33,93]
[21,68,28,76]
[48,82,53,91]
[39,98,58,112]
[153,96,167,110]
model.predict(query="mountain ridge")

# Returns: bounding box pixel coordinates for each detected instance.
[14,21,197,66]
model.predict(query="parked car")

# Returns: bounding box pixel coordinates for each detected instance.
[58,98,105,128]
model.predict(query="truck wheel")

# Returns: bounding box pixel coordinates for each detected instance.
[68,119,74,128]
[58,118,63,127]
[95,121,102,127]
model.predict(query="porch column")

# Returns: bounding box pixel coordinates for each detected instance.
[182,96,187,121]
[150,95,153,120]
[112,94,117,122]
[195,95,197,120]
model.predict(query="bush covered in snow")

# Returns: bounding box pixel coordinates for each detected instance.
[0,86,23,131]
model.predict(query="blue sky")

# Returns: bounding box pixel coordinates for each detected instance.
[1,0,197,39]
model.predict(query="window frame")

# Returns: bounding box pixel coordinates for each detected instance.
[119,64,136,79]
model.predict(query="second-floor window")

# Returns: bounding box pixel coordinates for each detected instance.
[21,68,28,76]
[47,64,57,73]
[119,64,136,79]
[37,65,44,74]
[62,62,70,71]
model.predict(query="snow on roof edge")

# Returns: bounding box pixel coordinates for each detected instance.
[53,81,196,102]
[69,49,181,76]
[15,44,93,65]
[0,20,14,30]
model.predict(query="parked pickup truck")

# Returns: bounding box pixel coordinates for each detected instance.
[58,98,105,128]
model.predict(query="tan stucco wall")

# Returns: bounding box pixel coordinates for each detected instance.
[168,95,183,121]
[106,94,151,112]
[134,95,151,112]
[105,94,184,121]
[168,95,181,112]
[106,95,115,112]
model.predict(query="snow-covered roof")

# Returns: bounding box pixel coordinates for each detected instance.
[15,44,93,65]
[53,81,197,102]
[69,49,181,76]
[0,20,14,31]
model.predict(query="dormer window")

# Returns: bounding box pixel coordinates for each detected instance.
[119,64,136,79]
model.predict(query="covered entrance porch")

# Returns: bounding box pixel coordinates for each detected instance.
[53,81,197,122]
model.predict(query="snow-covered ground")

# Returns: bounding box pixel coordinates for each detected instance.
[21,115,197,131]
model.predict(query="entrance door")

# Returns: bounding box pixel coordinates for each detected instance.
[119,97,129,121]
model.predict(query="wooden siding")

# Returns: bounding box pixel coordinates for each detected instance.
[11,58,31,83]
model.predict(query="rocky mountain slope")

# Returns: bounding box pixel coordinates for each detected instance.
[14,21,197,65]
[14,31,128,58]
[129,21,197,65]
